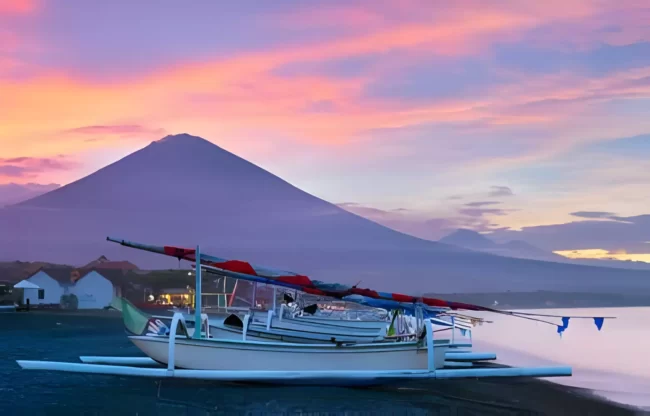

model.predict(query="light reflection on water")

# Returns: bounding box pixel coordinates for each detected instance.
[466,307,650,409]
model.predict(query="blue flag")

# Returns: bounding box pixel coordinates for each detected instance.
[594,317,604,331]
[557,325,566,337]
[561,317,570,329]
[460,329,467,337]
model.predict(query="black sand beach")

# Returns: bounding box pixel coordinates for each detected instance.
[0,311,643,415]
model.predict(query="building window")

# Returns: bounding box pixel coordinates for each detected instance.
[38,289,45,300]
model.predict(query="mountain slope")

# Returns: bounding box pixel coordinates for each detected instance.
[2,134,650,294]
[13,134,457,252]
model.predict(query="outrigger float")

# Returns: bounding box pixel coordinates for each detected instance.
[16,237,615,386]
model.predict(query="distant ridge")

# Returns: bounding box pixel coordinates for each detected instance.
[0,183,60,207]
[439,229,498,251]
[439,228,650,270]
[2,133,650,294]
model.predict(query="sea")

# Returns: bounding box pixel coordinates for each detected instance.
[468,307,650,410]
[0,307,648,415]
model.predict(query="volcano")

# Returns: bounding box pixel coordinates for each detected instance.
[2,133,650,294]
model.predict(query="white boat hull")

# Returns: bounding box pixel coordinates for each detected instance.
[129,336,448,371]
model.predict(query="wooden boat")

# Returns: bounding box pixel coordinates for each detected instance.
[129,311,450,372]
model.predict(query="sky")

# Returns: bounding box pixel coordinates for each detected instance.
[1,0,650,261]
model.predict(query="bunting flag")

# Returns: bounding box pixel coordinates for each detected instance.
[561,317,570,329]
[594,317,605,331]
[556,317,570,337]
[460,328,467,337]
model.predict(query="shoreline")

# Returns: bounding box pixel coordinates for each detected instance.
[412,374,643,415]
[425,291,650,310]
[19,308,124,317]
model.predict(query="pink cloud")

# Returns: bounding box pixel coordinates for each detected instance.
[2,0,650,187]
[0,156,79,180]
[263,1,650,56]
[264,6,386,29]
[0,0,35,15]
[0,31,19,54]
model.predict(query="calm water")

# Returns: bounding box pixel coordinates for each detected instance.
[0,309,644,415]
[467,307,650,409]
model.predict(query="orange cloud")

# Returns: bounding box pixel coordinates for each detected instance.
[555,248,650,263]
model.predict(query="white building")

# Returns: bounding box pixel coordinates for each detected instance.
[25,268,124,309]
[70,270,117,309]
[13,279,42,305]
[26,269,66,305]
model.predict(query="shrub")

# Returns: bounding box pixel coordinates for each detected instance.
[60,294,79,310]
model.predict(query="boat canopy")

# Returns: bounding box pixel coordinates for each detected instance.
[107,237,615,332]
[107,237,489,312]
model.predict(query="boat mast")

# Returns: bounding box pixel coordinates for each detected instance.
[194,245,202,339]
[272,286,277,312]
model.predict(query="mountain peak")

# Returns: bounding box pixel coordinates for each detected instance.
[439,229,497,250]
[155,133,210,145]
[14,132,291,211]
[150,133,226,152]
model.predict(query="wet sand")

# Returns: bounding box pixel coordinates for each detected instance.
[404,374,642,415]
[1,311,644,415]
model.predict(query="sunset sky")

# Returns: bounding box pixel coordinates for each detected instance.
[1,0,649,260]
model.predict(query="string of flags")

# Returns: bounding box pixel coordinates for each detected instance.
[557,316,606,337]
